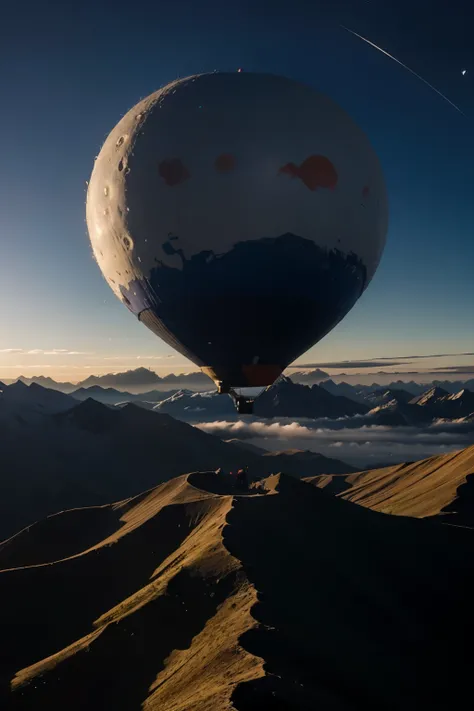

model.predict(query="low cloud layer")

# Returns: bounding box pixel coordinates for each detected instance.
[104,355,175,361]
[290,360,412,369]
[289,352,474,370]
[196,417,474,468]
[0,348,90,356]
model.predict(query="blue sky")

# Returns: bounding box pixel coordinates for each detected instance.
[0,0,473,381]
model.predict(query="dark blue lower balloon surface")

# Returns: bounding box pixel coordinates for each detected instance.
[120,233,367,379]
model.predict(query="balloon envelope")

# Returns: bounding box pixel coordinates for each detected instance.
[87,72,388,390]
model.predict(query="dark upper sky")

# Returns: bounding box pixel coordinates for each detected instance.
[0,0,473,380]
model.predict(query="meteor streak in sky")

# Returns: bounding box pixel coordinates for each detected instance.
[342,26,464,116]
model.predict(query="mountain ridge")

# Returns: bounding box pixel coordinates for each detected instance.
[0,391,354,540]
[308,444,474,521]
[2,469,474,709]
[154,377,370,421]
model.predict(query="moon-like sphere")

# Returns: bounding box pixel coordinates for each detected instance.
[87,72,388,390]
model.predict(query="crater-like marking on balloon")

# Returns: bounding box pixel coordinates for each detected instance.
[158,158,190,186]
[279,155,338,191]
[119,233,367,369]
[215,153,236,172]
[122,235,133,251]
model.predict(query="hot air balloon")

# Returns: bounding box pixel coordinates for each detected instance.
[86,72,388,413]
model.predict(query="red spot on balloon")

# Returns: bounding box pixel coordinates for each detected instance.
[158,159,190,186]
[215,153,236,172]
[362,185,370,198]
[279,155,338,191]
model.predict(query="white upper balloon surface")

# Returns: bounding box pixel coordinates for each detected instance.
[87,72,387,304]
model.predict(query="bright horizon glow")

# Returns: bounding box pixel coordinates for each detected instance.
[1,350,474,383]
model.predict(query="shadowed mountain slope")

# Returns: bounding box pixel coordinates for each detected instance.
[1,471,474,709]
[0,398,354,541]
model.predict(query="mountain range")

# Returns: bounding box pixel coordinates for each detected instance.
[78,368,212,392]
[2,374,474,542]
[254,377,369,418]
[7,367,474,398]
[70,385,179,405]
[0,380,77,422]
[288,368,330,382]
[363,386,474,427]
[2,448,474,708]
[154,377,370,421]
[0,381,355,540]
[320,377,474,399]
[4,374,474,431]
[9,368,213,394]
[151,378,474,426]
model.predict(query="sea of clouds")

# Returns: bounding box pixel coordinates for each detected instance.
[195,416,474,468]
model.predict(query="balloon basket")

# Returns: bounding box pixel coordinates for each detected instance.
[229,389,255,415]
